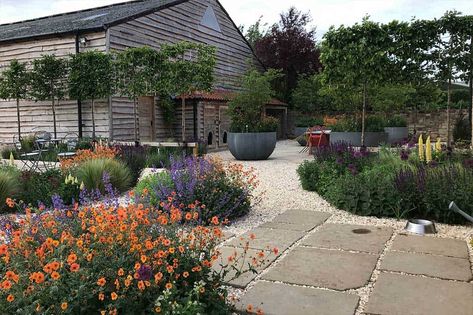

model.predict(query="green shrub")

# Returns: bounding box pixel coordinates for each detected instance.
[19,169,65,207]
[386,115,407,127]
[295,116,324,128]
[365,115,386,132]
[76,158,132,193]
[0,167,20,212]
[135,172,173,205]
[327,116,359,132]
[297,160,321,191]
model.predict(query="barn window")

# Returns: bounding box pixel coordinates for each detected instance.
[200,6,221,32]
[223,131,227,144]
[208,132,213,145]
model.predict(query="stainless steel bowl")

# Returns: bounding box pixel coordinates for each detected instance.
[405,219,437,235]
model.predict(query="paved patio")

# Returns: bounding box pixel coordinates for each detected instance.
[211,141,473,315]
[220,210,473,315]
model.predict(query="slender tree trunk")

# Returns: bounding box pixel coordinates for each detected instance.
[181,97,186,142]
[470,78,473,149]
[92,98,96,140]
[52,98,57,139]
[361,82,367,147]
[447,77,451,146]
[16,98,21,140]
[133,96,138,143]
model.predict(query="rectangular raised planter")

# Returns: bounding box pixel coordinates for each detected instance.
[330,132,387,147]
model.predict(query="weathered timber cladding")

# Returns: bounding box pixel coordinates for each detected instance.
[108,0,261,141]
[0,32,108,144]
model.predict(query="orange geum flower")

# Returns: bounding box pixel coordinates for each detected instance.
[61,302,68,310]
[166,265,174,273]
[183,271,189,278]
[43,264,53,274]
[0,244,7,255]
[111,292,118,300]
[140,255,147,263]
[211,216,219,225]
[246,304,254,313]
[70,263,80,272]
[165,283,172,290]
[154,272,163,283]
[98,292,105,301]
[86,253,93,262]
[137,280,145,291]
[117,268,125,276]
[6,294,14,302]
[97,277,106,286]
[5,198,15,208]
[145,240,153,250]
[2,280,12,290]
[67,253,77,264]
[51,272,60,280]
[51,261,60,271]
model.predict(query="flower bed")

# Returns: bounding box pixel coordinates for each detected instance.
[297,142,473,224]
[136,156,258,223]
[0,197,274,314]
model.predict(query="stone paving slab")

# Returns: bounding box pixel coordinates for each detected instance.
[271,210,332,225]
[212,246,278,288]
[381,251,472,281]
[366,272,473,315]
[262,247,378,290]
[391,234,469,258]
[235,281,360,315]
[259,210,331,232]
[226,227,304,251]
[301,224,393,254]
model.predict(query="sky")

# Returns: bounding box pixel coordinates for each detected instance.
[0,0,472,39]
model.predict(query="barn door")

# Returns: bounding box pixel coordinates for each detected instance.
[138,96,155,142]
[218,105,230,147]
[204,104,217,149]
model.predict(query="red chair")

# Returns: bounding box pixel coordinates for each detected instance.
[308,126,329,154]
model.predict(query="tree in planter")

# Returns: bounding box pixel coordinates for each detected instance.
[69,51,112,140]
[321,17,396,145]
[0,60,30,140]
[433,11,468,146]
[228,68,281,133]
[115,46,162,142]
[157,42,216,141]
[30,54,68,139]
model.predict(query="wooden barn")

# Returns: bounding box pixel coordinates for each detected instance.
[0,0,287,148]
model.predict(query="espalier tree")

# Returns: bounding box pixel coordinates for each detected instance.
[30,54,68,139]
[433,11,470,145]
[115,46,162,142]
[69,51,113,140]
[0,60,30,140]
[321,17,395,145]
[157,42,216,141]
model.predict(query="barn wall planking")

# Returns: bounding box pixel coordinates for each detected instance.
[107,0,261,140]
[0,31,108,144]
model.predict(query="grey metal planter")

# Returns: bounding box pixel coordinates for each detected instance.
[384,127,408,144]
[228,132,277,160]
[330,132,387,147]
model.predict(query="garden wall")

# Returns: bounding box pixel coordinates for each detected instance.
[403,109,468,141]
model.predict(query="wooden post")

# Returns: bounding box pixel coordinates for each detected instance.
[92,98,96,140]
[447,76,451,146]
[16,97,21,140]
[361,82,367,146]
[52,97,57,139]
[182,97,186,142]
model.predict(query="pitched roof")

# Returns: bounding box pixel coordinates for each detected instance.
[0,0,187,43]
[181,90,287,106]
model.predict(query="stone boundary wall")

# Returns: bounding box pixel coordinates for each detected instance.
[402,109,469,141]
